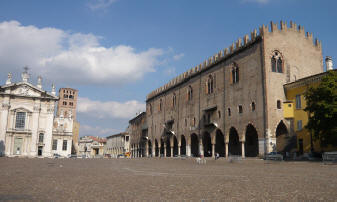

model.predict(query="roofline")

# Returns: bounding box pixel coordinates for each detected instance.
[284,69,336,89]
[129,112,146,124]
[146,36,262,102]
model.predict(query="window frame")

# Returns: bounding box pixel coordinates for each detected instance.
[295,95,302,109]
[52,139,58,150]
[271,51,284,73]
[15,111,26,129]
[62,140,67,151]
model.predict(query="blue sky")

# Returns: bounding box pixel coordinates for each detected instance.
[0,0,336,137]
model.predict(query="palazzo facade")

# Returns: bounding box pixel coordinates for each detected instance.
[130,21,324,158]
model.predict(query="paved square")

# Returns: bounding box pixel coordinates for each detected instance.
[0,158,336,201]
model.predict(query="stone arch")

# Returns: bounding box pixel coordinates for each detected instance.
[245,124,259,157]
[202,132,212,157]
[148,139,152,157]
[166,137,171,157]
[160,138,164,156]
[155,139,159,157]
[215,129,225,157]
[172,135,178,157]
[180,135,186,155]
[190,133,199,157]
[229,127,241,156]
[276,120,289,153]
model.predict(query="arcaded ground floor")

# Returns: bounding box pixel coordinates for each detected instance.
[0,158,336,201]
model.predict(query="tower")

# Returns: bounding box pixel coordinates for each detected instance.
[57,88,78,120]
[57,88,80,154]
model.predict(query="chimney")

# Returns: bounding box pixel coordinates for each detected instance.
[325,56,333,71]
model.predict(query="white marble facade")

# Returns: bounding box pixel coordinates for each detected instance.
[0,70,74,158]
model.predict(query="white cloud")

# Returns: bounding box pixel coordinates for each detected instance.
[80,124,119,137]
[163,67,176,76]
[0,20,164,85]
[87,0,117,11]
[77,97,145,119]
[173,53,184,61]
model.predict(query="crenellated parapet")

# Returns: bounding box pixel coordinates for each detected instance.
[146,21,321,101]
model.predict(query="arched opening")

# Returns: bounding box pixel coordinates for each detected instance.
[190,133,199,157]
[215,130,225,157]
[276,121,289,153]
[245,124,259,157]
[165,138,171,157]
[202,132,212,157]
[155,139,159,157]
[166,137,171,157]
[160,139,164,157]
[148,140,152,157]
[173,136,178,157]
[229,127,241,156]
[181,135,186,155]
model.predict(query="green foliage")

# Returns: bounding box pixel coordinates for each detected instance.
[304,70,337,147]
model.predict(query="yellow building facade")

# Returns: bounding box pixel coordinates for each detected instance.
[284,70,337,154]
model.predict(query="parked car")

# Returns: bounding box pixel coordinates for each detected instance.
[117,154,125,158]
[67,154,77,158]
[264,152,283,161]
[53,153,61,159]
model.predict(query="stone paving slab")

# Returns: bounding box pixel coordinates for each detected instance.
[0,157,336,201]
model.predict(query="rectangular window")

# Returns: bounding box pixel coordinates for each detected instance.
[125,136,129,142]
[52,139,57,150]
[38,133,44,143]
[15,112,26,129]
[238,105,243,114]
[297,120,302,131]
[296,95,301,109]
[62,140,67,151]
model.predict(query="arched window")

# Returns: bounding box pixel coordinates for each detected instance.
[172,93,177,108]
[159,99,162,111]
[228,108,231,117]
[187,86,193,101]
[231,63,239,83]
[207,75,214,94]
[251,102,256,111]
[271,51,283,73]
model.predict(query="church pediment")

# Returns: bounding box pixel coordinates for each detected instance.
[11,84,41,97]
[1,83,58,100]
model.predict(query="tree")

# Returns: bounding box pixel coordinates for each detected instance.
[304,70,337,147]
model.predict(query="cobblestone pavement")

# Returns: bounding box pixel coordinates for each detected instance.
[0,157,336,201]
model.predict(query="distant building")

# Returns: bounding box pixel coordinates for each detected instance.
[57,88,79,154]
[284,67,337,155]
[0,69,75,157]
[104,132,129,158]
[78,136,106,158]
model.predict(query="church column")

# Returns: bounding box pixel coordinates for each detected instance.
[164,144,167,157]
[187,144,191,157]
[225,142,229,159]
[199,139,203,157]
[152,145,155,157]
[178,145,181,156]
[170,146,173,157]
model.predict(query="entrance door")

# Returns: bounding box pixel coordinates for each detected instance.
[38,146,43,156]
[13,137,23,155]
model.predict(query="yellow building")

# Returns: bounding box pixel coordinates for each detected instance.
[284,69,337,154]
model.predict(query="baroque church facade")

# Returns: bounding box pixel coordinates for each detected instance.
[130,21,324,158]
[0,69,75,157]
